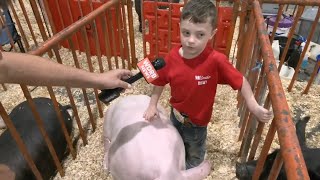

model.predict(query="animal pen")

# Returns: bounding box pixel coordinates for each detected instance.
[0,0,319,179]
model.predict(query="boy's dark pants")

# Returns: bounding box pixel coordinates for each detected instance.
[170,108,207,169]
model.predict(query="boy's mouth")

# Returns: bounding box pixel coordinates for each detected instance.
[185,46,195,50]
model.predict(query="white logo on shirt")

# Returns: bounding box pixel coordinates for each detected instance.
[195,75,211,86]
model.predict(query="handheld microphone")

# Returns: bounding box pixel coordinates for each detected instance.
[98,58,166,104]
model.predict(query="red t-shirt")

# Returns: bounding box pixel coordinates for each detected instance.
[152,45,243,126]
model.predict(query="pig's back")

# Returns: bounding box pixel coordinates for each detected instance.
[105,95,167,140]
[106,95,185,179]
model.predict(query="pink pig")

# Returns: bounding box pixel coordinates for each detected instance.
[103,95,212,180]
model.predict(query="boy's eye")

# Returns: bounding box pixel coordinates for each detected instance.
[182,31,190,36]
[197,33,205,38]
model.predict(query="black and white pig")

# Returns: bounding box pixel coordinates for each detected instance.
[236,116,320,180]
[0,97,73,180]
[103,95,211,180]
[134,0,180,32]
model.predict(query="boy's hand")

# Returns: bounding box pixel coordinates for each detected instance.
[143,105,159,121]
[252,106,273,123]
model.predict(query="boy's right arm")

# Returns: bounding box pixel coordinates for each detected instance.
[143,85,164,121]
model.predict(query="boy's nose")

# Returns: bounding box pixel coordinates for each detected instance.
[187,35,196,44]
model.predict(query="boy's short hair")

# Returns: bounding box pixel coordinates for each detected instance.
[181,0,217,29]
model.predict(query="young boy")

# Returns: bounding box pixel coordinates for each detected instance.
[143,0,273,169]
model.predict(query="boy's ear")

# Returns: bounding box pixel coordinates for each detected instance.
[210,28,218,39]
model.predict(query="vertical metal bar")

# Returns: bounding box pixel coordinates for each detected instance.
[248,122,265,160]
[107,8,120,69]
[67,38,88,145]
[288,8,320,92]
[248,95,272,160]
[100,14,113,70]
[0,103,43,180]
[88,0,104,73]
[302,59,320,94]
[115,2,126,69]
[41,0,57,35]
[61,0,90,145]
[8,1,30,50]
[268,152,284,180]
[28,0,48,43]
[29,0,53,56]
[269,5,284,43]
[253,1,309,179]
[17,0,38,46]
[238,4,256,136]
[142,0,147,57]
[252,120,276,180]
[37,0,52,37]
[46,47,78,159]
[120,0,131,70]
[168,0,172,54]
[238,35,259,142]
[235,1,248,71]
[0,15,17,51]
[126,0,137,68]
[20,86,65,176]
[239,39,263,162]
[46,86,77,159]
[225,0,240,57]
[285,4,289,11]
[86,0,104,118]
[65,0,81,55]
[154,0,159,57]
[213,0,220,51]
[292,5,298,16]
[77,0,102,126]
[278,6,304,71]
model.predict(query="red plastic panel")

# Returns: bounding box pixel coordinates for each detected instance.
[143,1,183,60]
[213,7,233,54]
[143,1,233,59]
[46,0,125,57]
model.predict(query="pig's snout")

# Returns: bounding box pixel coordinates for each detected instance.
[235,162,255,180]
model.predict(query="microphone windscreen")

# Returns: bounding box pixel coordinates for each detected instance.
[152,58,166,70]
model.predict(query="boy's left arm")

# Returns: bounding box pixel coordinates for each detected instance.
[240,77,273,123]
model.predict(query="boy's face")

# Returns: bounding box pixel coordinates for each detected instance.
[179,18,216,59]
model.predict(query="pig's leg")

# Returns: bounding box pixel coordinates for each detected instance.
[0,116,5,129]
[102,115,112,171]
[181,160,212,180]
[295,116,310,148]
[103,137,111,171]
[103,105,116,171]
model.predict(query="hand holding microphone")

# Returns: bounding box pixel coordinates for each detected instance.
[98,58,166,104]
